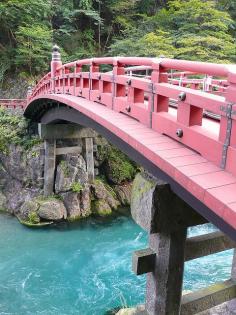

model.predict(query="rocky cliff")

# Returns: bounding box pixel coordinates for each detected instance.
[0,107,137,225]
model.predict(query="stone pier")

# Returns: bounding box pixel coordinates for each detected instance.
[131,172,236,315]
[39,123,97,196]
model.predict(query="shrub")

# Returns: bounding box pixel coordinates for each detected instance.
[28,211,40,224]
[71,182,83,193]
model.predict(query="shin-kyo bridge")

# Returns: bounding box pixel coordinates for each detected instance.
[1,45,236,314]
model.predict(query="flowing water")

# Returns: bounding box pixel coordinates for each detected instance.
[0,212,233,315]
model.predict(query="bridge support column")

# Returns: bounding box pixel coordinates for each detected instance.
[131,172,236,314]
[44,139,56,196]
[131,172,207,315]
[146,228,187,314]
[83,137,95,182]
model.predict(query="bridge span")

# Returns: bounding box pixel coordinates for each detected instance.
[24,46,236,243]
[3,46,236,314]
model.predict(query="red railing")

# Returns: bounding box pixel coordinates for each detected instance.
[27,57,236,176]
[0,99,26,109]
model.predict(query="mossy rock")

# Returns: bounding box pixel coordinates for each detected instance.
[91,199,112,216]
[98,145,137,184]
[16,215,53,228]
[19,195,67,223]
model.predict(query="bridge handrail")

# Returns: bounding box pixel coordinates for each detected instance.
[53,56,232,76]
[27,55,236,176]
[0,99,26,108]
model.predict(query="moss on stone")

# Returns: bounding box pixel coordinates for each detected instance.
[17,216,53,227]
[93,178,117,199]
[131,172,156,202]
[36,195,63,204]
[98,144,137,184]
[91,199,112,216]
[0,208,7,213]
[71,182,83,193]
[28,211,40,224]
[67,212,90,222]
[59,160,70,177]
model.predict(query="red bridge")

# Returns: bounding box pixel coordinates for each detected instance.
[2,45,236,314]
[23,46,236,243]
[0,99,26,109]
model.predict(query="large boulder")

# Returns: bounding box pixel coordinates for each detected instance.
[19,199,39,220]
[61,184,92,220]
[0,144,44,188]
[62,192,81,220]
[55,155,88,193]
[38,199,67,221]
[113,183,132,206]
[97,145,136,184]
[92,199,112,216]
[3,177,40,215]
[91,179,120,212]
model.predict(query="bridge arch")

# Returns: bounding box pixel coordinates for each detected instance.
[25,95,236,242]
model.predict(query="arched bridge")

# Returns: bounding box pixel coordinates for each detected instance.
[2,46,236,314]
[23,47,236,242]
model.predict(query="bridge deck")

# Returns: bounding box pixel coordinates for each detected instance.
[32,93,236,238]
[24,56,236,240]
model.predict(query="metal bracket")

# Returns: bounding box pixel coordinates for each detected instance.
[220,103,234,169]
[88,72,91,100]
[220,104,236,116]
[148,82,154,128]
[111,74,115,110]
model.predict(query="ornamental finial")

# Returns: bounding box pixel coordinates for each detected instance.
[52,44,61,62]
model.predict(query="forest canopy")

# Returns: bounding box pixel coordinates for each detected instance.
[0,0,236,78]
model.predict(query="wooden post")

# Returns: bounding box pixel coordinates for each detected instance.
[44,139,56,196]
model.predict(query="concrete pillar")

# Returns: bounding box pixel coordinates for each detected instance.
[146,229,187,315]
[84,137,94,182]
[44,139,56,196]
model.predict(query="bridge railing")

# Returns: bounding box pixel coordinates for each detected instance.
[27,55,236,176]
[0,99,26,109]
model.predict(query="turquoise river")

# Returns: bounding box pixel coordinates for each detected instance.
[0,212,233,315]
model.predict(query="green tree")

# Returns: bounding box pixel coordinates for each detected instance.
[110,29,175,57]
[15,25,52,75]
[167,0,236,62]
[110,0,236,63]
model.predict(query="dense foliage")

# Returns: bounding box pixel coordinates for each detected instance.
[0,107,41,153]
[0,0,236,79]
